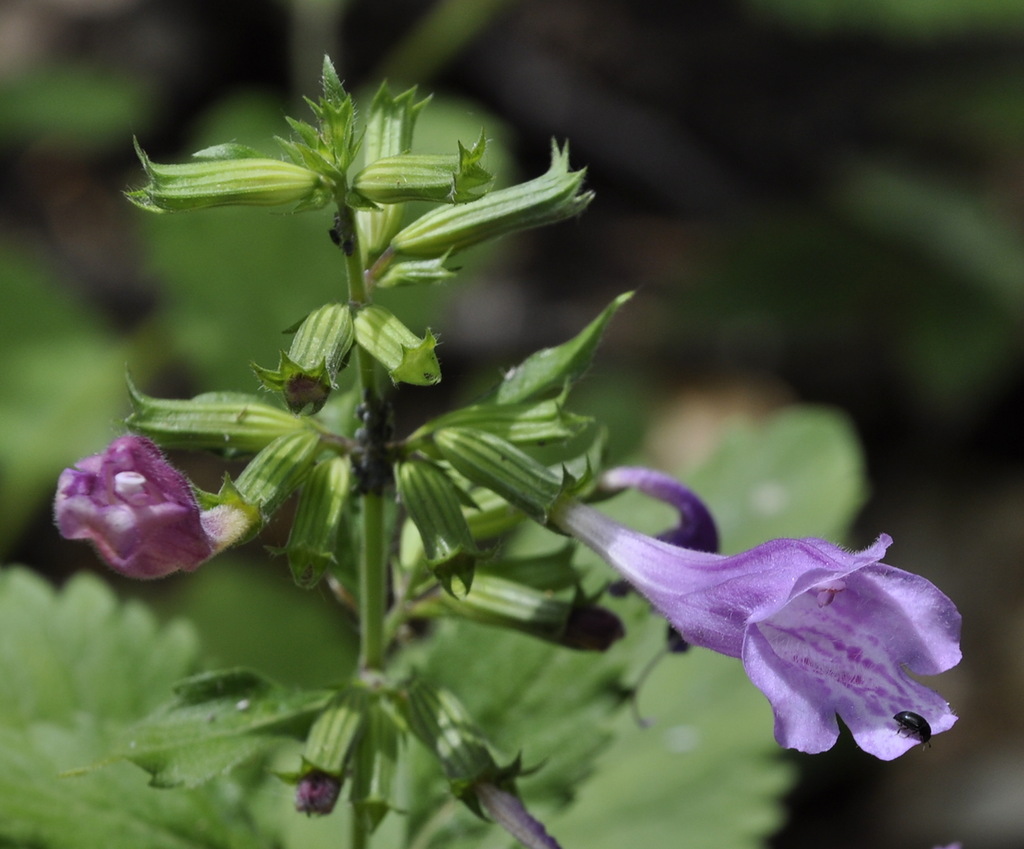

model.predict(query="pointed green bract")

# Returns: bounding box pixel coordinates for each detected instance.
[350,698,401,832]
[495,291,634,403]
[433,427,564,522]
[125,378,305,456]
[232,429,321,517]
[399,677,499,793]
[352,133,492,206]
[253,302,355,414]
[127,138,331,213]
[397,458,481,596]
[389,141,593,257]
[301,685,369,777]
[283,455,351,588]
[354,304,442,385]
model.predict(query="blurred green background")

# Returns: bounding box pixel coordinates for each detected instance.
[2,0,1022,847]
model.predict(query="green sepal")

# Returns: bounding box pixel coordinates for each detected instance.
[476,544,579,592]
[375,253,456,288]
[125,376,304,457]
[352,133,492,206]
[280,456,351,588]
[389,141,592,258]
[493,291,634,404]
[357,83,432,253]
[411,572,573,643]
[301,685,369,778]
[461,487,527,540]
[253,302,355,414]
[408,391,589,451]
[353,304,441,386]
[232,429,321,518]
[397,458,482,597]
[195,476,263,546]
[432,427,564,522]
[398,677,499,795]
[127,138,331,213]
[350,697,401,833]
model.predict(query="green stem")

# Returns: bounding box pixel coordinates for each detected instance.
[359,491,388,671]
[340,204,389,675]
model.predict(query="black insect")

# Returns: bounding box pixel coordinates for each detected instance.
[893,710,931,745]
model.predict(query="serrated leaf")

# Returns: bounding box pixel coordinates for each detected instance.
[494,292,633,404]
[116,667,331,788]
[0,567,276,849]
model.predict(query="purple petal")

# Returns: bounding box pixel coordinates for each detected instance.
[55,436,214,578]
[600,466,719,553]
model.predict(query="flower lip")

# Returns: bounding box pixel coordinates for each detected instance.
[55,435,215,579]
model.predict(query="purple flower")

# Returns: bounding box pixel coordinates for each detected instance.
[55,436,230,579]
[552,467,962,760]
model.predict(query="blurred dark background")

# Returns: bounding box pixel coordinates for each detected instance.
[2,0,1024,847]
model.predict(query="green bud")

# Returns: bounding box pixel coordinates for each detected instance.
[127,139,332,213]
[432,427,563,522]
[253,303,355,414]
[233,429,321,517]
[353,304,441,386]
[302,686,368,778]
[389,141,592,258]
[350,698,400,833]
[408,393,588,450]
[399,678,497,791]
[282,456,351,588]
[277,57,359,180]
[357,83,431,254]
[352,134,492,206]
[375,254,456,288]
[397,458,481,596]
[125,377,305,456]
[413,572,571,642]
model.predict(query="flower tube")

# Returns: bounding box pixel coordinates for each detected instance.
[551,467,962,760]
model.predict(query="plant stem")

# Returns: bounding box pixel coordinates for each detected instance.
[340,205,389,675]
[359,491,388,671]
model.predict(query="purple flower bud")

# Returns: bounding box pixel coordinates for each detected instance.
[295,769,342,815]
[54,436,216,579]
[475,783,562,849]
[552,466,963,760]
[561,605,625,651]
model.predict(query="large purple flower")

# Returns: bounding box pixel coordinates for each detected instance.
[552,467,962,760]
[55,436,229,579]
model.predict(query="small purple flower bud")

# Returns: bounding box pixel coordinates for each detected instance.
[295,769,342,816]
[475,783,562,849]
[54,436,215,578]
[561,605,625,651]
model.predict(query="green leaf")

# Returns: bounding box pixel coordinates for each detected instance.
[116,667,330,788]
[494,291,634,404]
[549,625,795,849]
[683,406,868,551]
[0,567,277,849]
